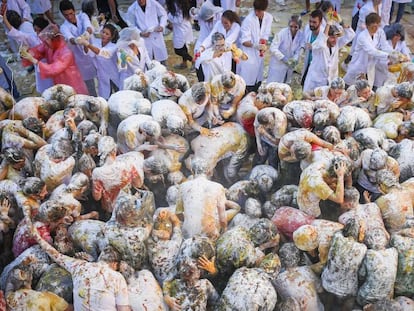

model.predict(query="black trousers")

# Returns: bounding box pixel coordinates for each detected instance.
[174,45,193,63]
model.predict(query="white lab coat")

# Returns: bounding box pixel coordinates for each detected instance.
[7,22,53,93]
[26,0,51,14]
[60,13,97,81]
[303,27,355,92]
[201,21,241,50]
[343,28,391,87]
[199,49,232,82]
[167,9,193,49]
[117,41,151,89]
[88,39,120,99]
[221,0,237,12]
[127,0,168,62]
[237,10,272,86]
[267,27,304,83]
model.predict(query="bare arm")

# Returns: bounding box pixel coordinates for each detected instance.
[327,162,346,204]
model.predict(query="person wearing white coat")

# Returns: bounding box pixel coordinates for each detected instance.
[59,0,97,96]
[344,12,392,88]
[390,0,411,23]
[127,0,168,64]
[303,23,355,93]
[267,15,304,84]
[237,0,272,92]
[166,0,194,69]
[80,24,121,100]
[2,11,53,93]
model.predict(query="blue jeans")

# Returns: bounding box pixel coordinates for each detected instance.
[390,2,406,23]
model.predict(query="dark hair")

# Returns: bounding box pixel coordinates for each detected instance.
[3,147,25,164]
[59,0,75,12]
[385,23,405,41]
[310,9,323,21]
[320,0,334,13]
[6,10,22,29]
[81,0,95,19]
[166,0,191,19]
[365,12,381,26]
[211,31,225,44]
[222,10,241,25]
[22,117,44,136]
[253,0,269,11]
[103,23,119,43]
[20,177,46,196]
[33,17,50,31]
[288,15,302,29]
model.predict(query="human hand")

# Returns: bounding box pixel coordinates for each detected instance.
[199,127,210,136]
[154,26,163,32]
[305,42,312,50]
[333,160,346,177]
[197,255,217,274]
[140,31,150,38]
[111,14,119,24]
[76,37,90,46]
[363,190,371,203]
[20,48,37,64]
[164,296,182,311]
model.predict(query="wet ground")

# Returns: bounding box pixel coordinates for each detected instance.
[1,0,413,98]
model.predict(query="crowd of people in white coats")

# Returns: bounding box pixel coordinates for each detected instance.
[0,0,414,310]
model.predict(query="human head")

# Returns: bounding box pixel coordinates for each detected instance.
[38,24,63,49]
[3,147,25,169]
[291,140,312,160]
[36,199,68,223]
[22,117,45,136]
[59,0,77,24]
[50,139,74,161]
[98,246,120,269]
[140,120,161,140]
[249,218,279,246]
[211,32,226,53]
[329,77,345,95]
[279,242,302,268]
[20,177,47,199]
[83,132,100,156]
[369,148,388,170]
[221,71,236,89]
[327,155,352,177]
[143,156,168,183]
[320,0,334,13]
[376,169,399,193]
[190,157,209,176]
[354,79,371,100]
[288,15,302,36]
[253,0,268,19]
[327,25,342,47]
[394,82,413,100]
[137,0,146,6]
[81,0,95,18]
[66,172,89,194]
[364,227,389,250]
[244,198,262,218]
[385,23,405,41]
[322,125,341,144]
[198,1,222,22]
[6,10,22,29]
[365,12,381,35]
[102,23,119,43]
[341,187,360,211]
[98,136,117,165]
[161,71,179,90]
[221,10,240,31]
[309,10,323,32]
[259,253,281,278]
[191,82,210,105]
[33,16,49,34]
[293,225,318,251]
[179,258,200,282]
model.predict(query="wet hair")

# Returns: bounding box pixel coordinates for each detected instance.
[179,258,199,278]
[221,72,236,89]
[144,157,169,175]
[385,22,405,41]
[36,200,67,222]
[81,0,95,18]
[320,0,334,13]
[85,100,100,113]
[376,169,399,189]
[222,10,241,25]
[59,0,75,12]
[253,0,268,11]
[288,14,302,29]
[328,24,342,37]
[166,185,179,205]
[6,10,22,29]
[310,9,323,21]
[50,139,74,160]
[292,141,312,160]
[364,227,388,250]
[279,242,301,268]
[249,218,279,246]
[211,31,225,45]
[98,246,120,263]
[98,136,117,165]
[394,82,413,99]
[330,77,345,89]
[141,121,161,138]
[103,23,119,43]
[83,132,100,149]
[3,147,25,164]
[313,108,330,130]
[191,82,208,103]
[22,117,44,136]
[322,125,341,144]
[20,177,46,196]
[162,72,179,89]
[67,172,89,192]
[190,157,208,175]
[365,12,381,26]
[77,120,98,137]
[344,187,360,204]
[327,155,351,177]
[354,79,370,92]
[33,17,50,31]
[369,148,387,170]
[342,218,360,239]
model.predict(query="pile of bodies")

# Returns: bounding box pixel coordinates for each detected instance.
[0,63,414,310]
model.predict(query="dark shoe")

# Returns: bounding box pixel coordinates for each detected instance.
[173,63,187,70]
